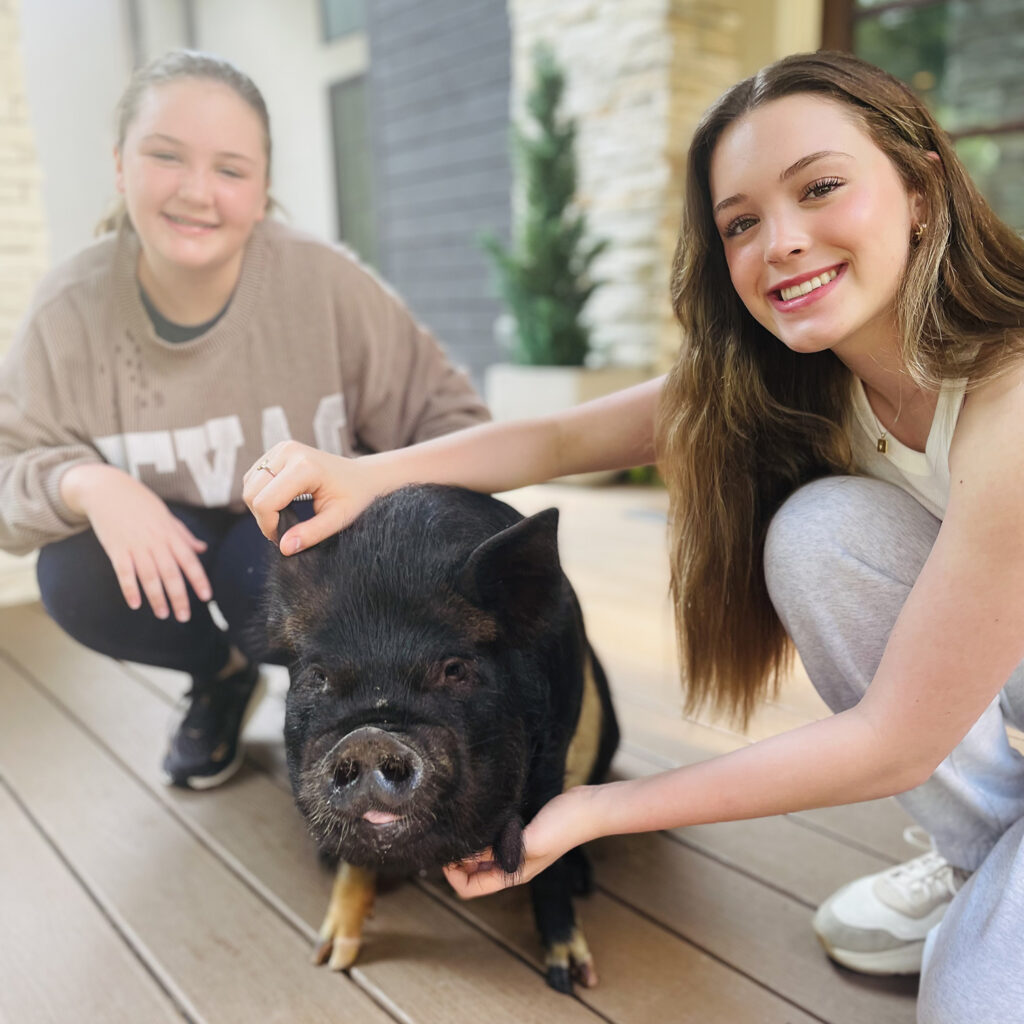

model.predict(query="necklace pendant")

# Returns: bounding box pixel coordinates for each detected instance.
[877,436,888,454]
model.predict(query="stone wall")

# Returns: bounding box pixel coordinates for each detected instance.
[658,2,749,370]
[0,0,49,360]
[510,0,682,370]
[0,0,45,602]
[508,0,821,372]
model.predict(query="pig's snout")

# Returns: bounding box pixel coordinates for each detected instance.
[328,727,424,811]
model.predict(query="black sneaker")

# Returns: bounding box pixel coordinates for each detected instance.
[161,662,264,790]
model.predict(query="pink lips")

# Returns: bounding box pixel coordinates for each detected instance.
[769,264,846,311]
[362,809,403,826]
[162,212,217,234]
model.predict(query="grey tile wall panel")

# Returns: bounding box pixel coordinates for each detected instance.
[379,91,511,147]
[371,22,512,86]
[375,56,511,115]
[367,0,511,383]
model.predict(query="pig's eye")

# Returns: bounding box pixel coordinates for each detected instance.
[441,658,468,683]
[309,667,330,690]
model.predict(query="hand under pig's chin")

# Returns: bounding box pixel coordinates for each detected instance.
[304,788,516,875]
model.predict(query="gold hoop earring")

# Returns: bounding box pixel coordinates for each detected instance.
[912,222,928,244]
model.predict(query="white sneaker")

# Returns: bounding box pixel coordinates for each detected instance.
[813,828,969,975]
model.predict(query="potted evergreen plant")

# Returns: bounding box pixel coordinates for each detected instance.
[483,45,645,431]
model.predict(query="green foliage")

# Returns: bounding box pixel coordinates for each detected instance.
[623,464,664,487]
[483,45,607,366]
[853,4,949,115]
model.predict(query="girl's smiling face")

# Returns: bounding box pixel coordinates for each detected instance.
[115,77,269,278]
[709,93,925,362]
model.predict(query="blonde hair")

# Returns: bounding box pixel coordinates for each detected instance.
[96,50,273,235]
[657,51,1024,724]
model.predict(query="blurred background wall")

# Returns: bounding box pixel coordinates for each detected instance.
[7,0,1023,373]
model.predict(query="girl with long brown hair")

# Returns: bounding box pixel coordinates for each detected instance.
[244,52,1024,1021]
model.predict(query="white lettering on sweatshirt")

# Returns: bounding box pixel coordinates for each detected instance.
[313,392,347,454]
[173,416,245,506]
[92,393,347,506]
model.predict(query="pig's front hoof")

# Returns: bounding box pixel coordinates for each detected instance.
[545,964,573,994]
[544,927,598,993]
[314,934,362,971]
[313,861,375,973]
[572,957,599,988]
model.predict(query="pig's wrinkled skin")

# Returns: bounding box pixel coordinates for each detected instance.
[265,484,619,992]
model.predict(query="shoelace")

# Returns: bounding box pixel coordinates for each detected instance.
[882,828,961,905]
[902,825,934,852]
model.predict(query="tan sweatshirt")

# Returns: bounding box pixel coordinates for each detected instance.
[0,219,489,555]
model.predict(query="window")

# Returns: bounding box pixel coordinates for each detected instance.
[824,0,1024,231]
[320,0,366,42]
[329,77,378,266]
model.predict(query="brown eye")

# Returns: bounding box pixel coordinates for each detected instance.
[442,659,468,683]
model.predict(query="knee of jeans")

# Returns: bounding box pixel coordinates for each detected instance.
[36,532,118,635]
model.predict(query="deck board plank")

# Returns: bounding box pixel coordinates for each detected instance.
[3,604,916,1023]
[0,605,607,1024]
[0,782,185,1024]
[421,881,823,1024]
[591,832,917,1024]
[0,649,396,1024]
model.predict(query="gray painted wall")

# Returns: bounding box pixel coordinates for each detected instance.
[367,0,512,382]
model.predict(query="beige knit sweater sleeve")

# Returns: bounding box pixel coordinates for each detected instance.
[0,223,491,556]
[334,256,489,453]
[0,316,99,555]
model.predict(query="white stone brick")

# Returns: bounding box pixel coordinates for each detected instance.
[0,0,50,358]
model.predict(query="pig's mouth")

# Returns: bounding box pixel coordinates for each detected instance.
[293,724,454,863]
[362,809,405,826]
[291,721,527,872]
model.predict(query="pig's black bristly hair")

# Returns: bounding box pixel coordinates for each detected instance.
[493,815,526,875]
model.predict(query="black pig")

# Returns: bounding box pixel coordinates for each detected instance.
[265,484,619,992]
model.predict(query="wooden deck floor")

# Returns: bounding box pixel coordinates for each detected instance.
[0,484,923,1024]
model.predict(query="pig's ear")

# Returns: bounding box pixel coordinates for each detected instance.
[261,510,338,654]
[457,508,563,640]
[277,504,301,537]
[261,544,306,656]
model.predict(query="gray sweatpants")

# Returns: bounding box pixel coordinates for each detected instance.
[764,476,1024,1024]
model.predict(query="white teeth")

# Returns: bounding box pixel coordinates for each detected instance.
[168,215,212,228]
[779,268,838,302]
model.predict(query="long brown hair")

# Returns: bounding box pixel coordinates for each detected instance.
[657,50,1024,724]
[96,50,274,235]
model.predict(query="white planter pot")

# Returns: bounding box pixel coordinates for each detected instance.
[0,550,39,608]
[484,363,650,484]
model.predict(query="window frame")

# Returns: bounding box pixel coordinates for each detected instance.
[319,0,367,44]
[823,0,1024,226]
[327,74,379,266]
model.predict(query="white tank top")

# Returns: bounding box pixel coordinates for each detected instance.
[850,376,967,520]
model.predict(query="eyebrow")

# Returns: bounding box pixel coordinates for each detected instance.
[712,150,852,217]
[141,133,257,164]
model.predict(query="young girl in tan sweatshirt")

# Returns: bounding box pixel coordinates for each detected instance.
[0,50,487,790]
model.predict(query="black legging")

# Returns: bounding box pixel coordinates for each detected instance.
[36,501,311,678]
